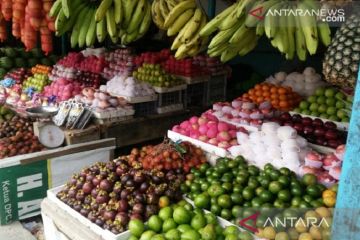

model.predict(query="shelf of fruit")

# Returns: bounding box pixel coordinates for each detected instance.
[293,87,352,124]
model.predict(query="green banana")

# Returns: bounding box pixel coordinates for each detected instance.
[182,9,203,43]
[221,45,240,63]
[56,3,86,36]
[114,0,123,24]
[318,22,331,46]
[236,0,253,18]
[256,20,265,36]
[238,38,258,56]
[164,0,196,28]
[55,9,67,32]
[71,7,90,48]
[127,0,147,34]
[110,34,118,44]
[139,2,151,35]
[297,1,318,55]
[86,11,97,46]
[106,7,117,37]
[199,3,237,37]
[245,0,280,28]
[96,19,107,43]
[49,0,62,17]
[208,42,228,57]
[167,8,194,36]
[122,0,139,28]
[264,1,285,39]
[294,8,307,61]
[95,0,113,22]
[208,20,242,49]
[218,2,240,31]
[61,0,70,18]
[78,8,95,48]
[285,4,296,59]
[229,17,248,44]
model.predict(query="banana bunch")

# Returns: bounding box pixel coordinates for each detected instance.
[151,0,209,59]
[200,0,331,62]
[50,0,152,48]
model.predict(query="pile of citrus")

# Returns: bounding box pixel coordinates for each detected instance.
[243,83,302,111]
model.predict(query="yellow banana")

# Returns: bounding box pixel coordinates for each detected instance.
[182,9,204,43]
[164,0,196,29]
[171,19,194,50]
[167,8,194,36]
[159,0,170,20]
[151,0,165,30]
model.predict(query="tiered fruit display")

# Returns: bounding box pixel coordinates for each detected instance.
[271,113,346,149]
[103,48,135,80]
[56,158,185,234]
[0,116,44,159]
[4,68,32,84]
[43,78,83,102]
[243,83,302,111]
[323,14,360,89]
[105,75,155,98]
[212,99,276,128]
[51,0,152,47]
[193,54,231,77]
[185,157,327,223]
[134,49,171,66]
[128,203,254,240]
[22,73,50,93]
[172,114,246,149]
[256,207,334,240]
[294,87,353,122]
[151,0,209,59]
[265,67,328,97]
[133,63,183,88]
[200,0,331,62]
[0,47,56,78]
[127,141,206,173]
[0,0,55,53]
[162,56,209,77]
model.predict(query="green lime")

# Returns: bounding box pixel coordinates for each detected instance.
[310,111,319,116]
[194,194,210,209]
[224,226,239,236]
[148,215,163,233]
[259,190,274,203]
[248,165,260,176]
[256,186,266,196]
[173,207,191,225]
[273,199,286,208]
[308,96,317,103]
[233,184,244,194]
[325,88,336,97]
[329,115,340,121]
[248,178,260,189]
[278,189,291,202]
[218,194,232,209]
[231,205,242,218]
[190,214,206,230]
[279,167,291,176]
[139,230,156,240]
[326,98,336,106]
[190,183,201,193]
[293,108,301,113]
[299,101,309,109]
[337,110,347,119]
[251,197,263,207]
[317,96,326,104]
[269,181,283,194]
[207,183,224,197]
[315,88,325,96]
[227,160,239,169]
[342,117,350,122]
[164,229,181,240]
[204,213,217,224]
[201,182,210,192]
[180,229,200,240]
[335,91,345,100]
[306,185,321,198]
[278,176,290,187]
[129,219,145,237]
[318,104,327,113]
[291,196,302,207]
[242,187,255,200]
[326,106,337,115]
[177,224,192,233]
[320,113,329,119]
[210,204,221,215]
[222,182,233,193]
[301,109,311,115]
[336,101,345,109]
[291,185,303,196]
[200,163,210,173]
[259,176,271,188]
[303,194,313,203]
[302,173,317,186]
[220,209,232,220]
[230,193,243,205]
[159,207,173,221]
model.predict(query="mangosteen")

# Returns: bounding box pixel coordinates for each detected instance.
[109,192,119,201]
[146,192,159,205]
[103,209,116,221]
[95,218,105,227]
[134,193,145,204]
[73,202,82,212]
[68,187,77,198]
[86,174,95,182]
[91,187,99,198]
[130,213,143,221]
[152,175,163,184]
[103,220,114,230]
[87,211,98,223]
[84,195,93,205]
[166,171,177,181]
[132,203,145,214]
[113,181,122,194]
[145,205,159,219]
[139,182,149,193]
[80,207,90,217]
[82,181,94,194]
[92,175,102,186]
[117,199,129,212]
[96,190,109,204]
[99,179,113,192]
[125,179,135,188]
[120,189,131,200]
[165,188,176,199]
[120,174,131,185]
[76,179,84,190]
[99,168,109,177]
[115,212,129,225]
[133,171,146,183]
[106,161,116,171]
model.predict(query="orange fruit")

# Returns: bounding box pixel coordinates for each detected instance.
[270,87,278,94]
[279,95,287,101]
[279,101,289,108]
[248,89,255,95]
[323,197,336,208]
[255,90,262,97]
[257,97,264,103]
[262,85,270,91]
[271,99,279,106]
[278,87,287,95]
[270,94,278,100]
[243,93,249,98]
[262,91,270,97]
[255,84,262,90]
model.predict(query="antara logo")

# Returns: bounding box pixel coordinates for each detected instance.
[248,6,265,20]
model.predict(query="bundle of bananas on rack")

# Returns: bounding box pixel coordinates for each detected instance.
[50,0,152,48]
[151,0,209,59]
[200,0,331,62]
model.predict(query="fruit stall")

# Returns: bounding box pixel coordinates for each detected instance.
[0,0,358,240]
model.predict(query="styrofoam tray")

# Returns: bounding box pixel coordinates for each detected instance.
[153,84,187,93]
[47,186,130,240]
[289,111,349,131]
[93,109,135,119]
[184,197,260,240]
[168,130,229,157]
[108,93,158,104]
[175,75,210,84]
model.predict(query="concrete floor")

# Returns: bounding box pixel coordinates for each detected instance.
[0,221,36,240]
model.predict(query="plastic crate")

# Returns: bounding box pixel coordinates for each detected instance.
[134,101,157,116]
[206,74,227,106]
[185,82,207,108]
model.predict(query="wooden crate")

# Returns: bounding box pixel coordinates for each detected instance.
[64,125,100,145]
[0,139,116,225]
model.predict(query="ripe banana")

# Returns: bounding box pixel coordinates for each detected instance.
[164,0,196,29]
[167,8,194,37]
[151,0,165,30]
[182,9,203,43]
[171,19,193,50]
[114,0,123,24]
[159,0,170,21]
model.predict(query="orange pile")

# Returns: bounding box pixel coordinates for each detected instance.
[243,83,302,111]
